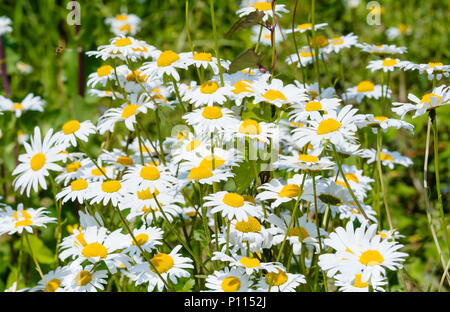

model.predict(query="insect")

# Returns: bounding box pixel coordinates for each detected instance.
[55,46,65,55]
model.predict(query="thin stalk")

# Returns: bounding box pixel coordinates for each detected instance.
[376,131,394,230]
[208,0,224,86]
[24,231,46,284]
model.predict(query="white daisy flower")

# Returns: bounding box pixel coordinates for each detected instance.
[256,174,307,209]
[182,80,233,107]
[236,2,289,22]
[204,191,263,221]
[251,25,284,46]
[334,272,387,292]
[123,225,164,256]
[12,127,65,196]
[97,102,148,134]
[232,119,279,144]
[86,35,150,62]
[182,106,239,136]
[87,64,116,88]
[0,204,56,235]
[257,267,306,292]
[361,148,413,169]
[181,51,228,75]
[356,114,414,134]
[205,267,254,292]
[367,57,404,72]
[0,93,45,118]
[55,119,97,148]
[62,263,108,292]
[252,77,308,108]
[212,251,283,275]
[356,43,407,55]
[86,179,128,207]
[324,33,359,54]
[289,97,341,122]
[345,81,389,103]
[141,49,188,82]
[31,266,71,292]
[122,163,177,193]
[285,22,328,34]
[0,16,13,36]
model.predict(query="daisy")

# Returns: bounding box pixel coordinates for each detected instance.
[316,179,355,216]
[55,119,97,148]
[221,70,263,105]
[204,191,263,221]
[256,174,306,209]
[58,226,130,274]
[225,217,274,252]
[56,178,91,204]
[129,245,194,292]
[269,213,327,255]
[232,119,279,144]
[182,106,239,136]
[338,203,378,224]
[123,225,164,256]
[333,164,374,199]
[0,16,12,36]
[252,77,308,108]
[0,93,45,118]
[141,49,188,81]
[274,151,335,173]
[357,43,407,55]
[236,2,289,22]
[292,105,363,149]
[12,127,65,196]
[301,82,336,101]
[285,48,319,67]
[180,163,234,185]
[285,22,328,34]
[86,179,128,207]
[97,102,148,134]
[289,97,341,122]
[122,163,177,193]
[251,25,284,46]
[63,263,108,292]
[212,251,283,275]
[181,51,227,75]
[205,267,253,292]
[363,148,413,169]
[31,266,71,292]
[55,157,90,186]
[367,57,403,72]
[356,114,414,134]
[385,24,412,41]
[392,85,450,119]
[334,272,387,292]
[100,148,141,170]
[182,80,233,107]
[257,267,306,292]
[412,62,450,81]
[105,13,141,36]
[87,64,116,87]
[345,81,389,103]
[16,61,33,74]
[0,204,56,235]
[324,33,359,54]
[80,160,114,182]
[86,35,149,62]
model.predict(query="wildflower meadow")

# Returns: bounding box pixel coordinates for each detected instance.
[0,0,449,295]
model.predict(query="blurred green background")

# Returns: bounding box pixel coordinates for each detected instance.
[0,0,448,291]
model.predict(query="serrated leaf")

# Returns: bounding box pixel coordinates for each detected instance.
[225,11,265,38]
[227,49,263,74]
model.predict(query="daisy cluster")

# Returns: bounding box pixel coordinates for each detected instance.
[0,2,448,293]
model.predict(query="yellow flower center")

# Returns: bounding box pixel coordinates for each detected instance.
[188,166,213,180]
[359,250,384,266]
[97,65,113,77]
[374,116,388,123]
[428,62,443,68]
[30,153,46,171]
[420,93,441,105]
[398,23,408,33]
[243,195,256,205]
[200,155,225,170]
[137,188,159,200]
[142,205,158,213]
[126,70,147,82]
[310,35,329,48]
[221,276,241,292]
[186,139,201,152]
[119,24,131,33]
[91,167,106,177]
[223,192,245,208]
[66,161,82,173]
[140,166,160,180]
[101,180,121,193]
[297,23,312,30]
[71,179,88,191]
[45,278,61,292]
[75,270,92,286]
[114,38,132,47]
[380,153,393,162]
[263,89,286,102]
[300,50,314,57]
[345,173,359,183]
[239,119,262,135]
[378,232,388,239]
[353,274,369,288]
[116,156,134,166]
[235,217,261,233]
[82,242,108,259]
[279,184,301,198]
[151,253,174,273]
[382,58,397,67]
[356,81,375,93]
[115,14,128,21]
[265,269,288,286]
[239,256,260,268]
[317,118,341,135]
[62,120,81,135]
[157,50,180,67]
[287,226,310,241]
[305,101,322,112]
[298,154,318,162]
[193,52,212,62]
[201,106,223,119]
[121,104,140,118]
[132,233,149,246]
[233,80,253,94]
[253,2,272,11]
[200,81,219,94]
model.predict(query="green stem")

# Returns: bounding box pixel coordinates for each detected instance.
[376,131,394,230]
[208,0,224,86]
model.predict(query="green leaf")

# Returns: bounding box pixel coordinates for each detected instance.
[179,278,196,292]
[232,160,255,193]
[23,235,55,265]
[225,11,265,38]
[227,49,263,74]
